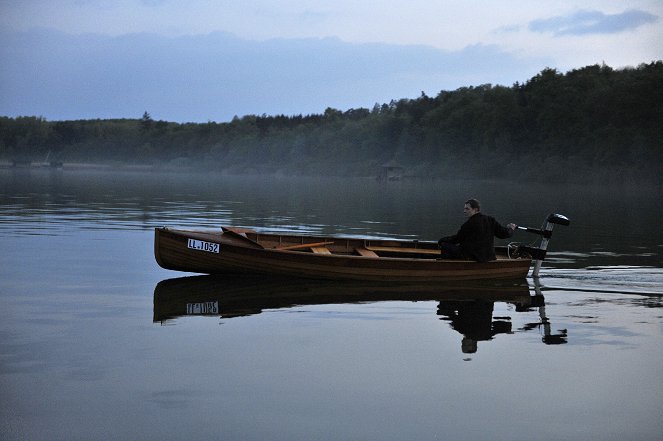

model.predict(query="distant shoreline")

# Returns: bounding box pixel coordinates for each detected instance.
[0,161,194,173]
[1,160,661,188]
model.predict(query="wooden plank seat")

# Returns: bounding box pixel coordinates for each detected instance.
[365,245,440,255]
[311,246,332,254]
[275,241,335,251]
[221,227,264,249]
[355,247,379,257]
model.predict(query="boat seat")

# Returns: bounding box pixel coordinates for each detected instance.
[365,245,440,255]
[275,241,334,251]
[355,247,379,257]
[311,246,332,254]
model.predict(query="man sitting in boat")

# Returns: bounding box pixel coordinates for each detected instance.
[438,198,517,262]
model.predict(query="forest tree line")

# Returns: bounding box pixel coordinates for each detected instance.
[1,61,662,182]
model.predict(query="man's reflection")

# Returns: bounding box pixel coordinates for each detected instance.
[437,299,512,353]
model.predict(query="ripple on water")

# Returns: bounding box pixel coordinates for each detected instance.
[537,266,663,296]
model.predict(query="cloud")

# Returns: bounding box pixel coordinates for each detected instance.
[0,29,546,122]
[493,24,522,34]
[529,9,658,36]
[140,0,168,6]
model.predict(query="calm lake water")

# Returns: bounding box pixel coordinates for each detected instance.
[1,169,662,441]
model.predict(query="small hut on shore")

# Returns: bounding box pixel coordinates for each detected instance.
[378,161,404,181]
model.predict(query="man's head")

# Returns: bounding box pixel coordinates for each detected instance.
[463,198,481,217]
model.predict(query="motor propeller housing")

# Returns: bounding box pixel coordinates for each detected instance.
[547,213,570,226]
[516,213,570,277]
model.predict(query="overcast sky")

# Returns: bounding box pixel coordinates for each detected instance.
[1,0,661,122]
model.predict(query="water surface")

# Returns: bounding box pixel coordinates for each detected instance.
[1,170,662,440]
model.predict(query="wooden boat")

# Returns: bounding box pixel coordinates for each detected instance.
[154,214,569,281]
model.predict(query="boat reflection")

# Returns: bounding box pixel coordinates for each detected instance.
[153,275,567,352]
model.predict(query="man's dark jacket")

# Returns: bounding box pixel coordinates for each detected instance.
[439,213,513,262]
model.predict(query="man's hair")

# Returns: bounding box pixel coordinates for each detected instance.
[465,198,481,210]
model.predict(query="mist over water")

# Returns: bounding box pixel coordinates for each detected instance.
[1,169,662,440]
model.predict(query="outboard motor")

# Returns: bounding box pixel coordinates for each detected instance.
[516,213,570,278]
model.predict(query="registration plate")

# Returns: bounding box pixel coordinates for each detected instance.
[186,301,219,315]
[187,238,220,253]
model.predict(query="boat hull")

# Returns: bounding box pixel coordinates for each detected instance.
[154,227,531,282]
